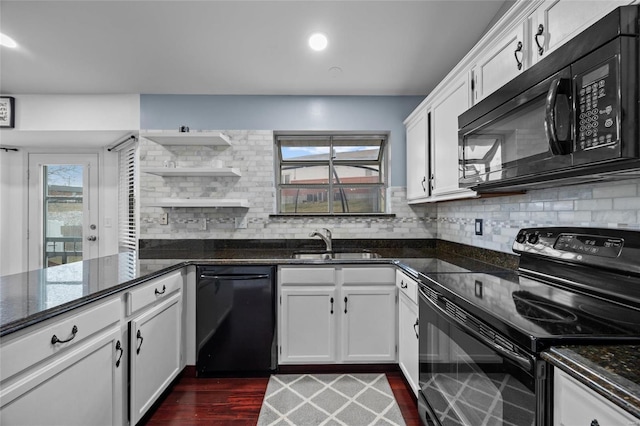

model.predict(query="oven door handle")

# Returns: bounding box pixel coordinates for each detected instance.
[419,287,533,372]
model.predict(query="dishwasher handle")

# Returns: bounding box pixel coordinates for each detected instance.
[199,274,270,280]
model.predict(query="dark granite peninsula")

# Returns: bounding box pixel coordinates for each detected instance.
[543,346,640,419]
[0,252,186,336]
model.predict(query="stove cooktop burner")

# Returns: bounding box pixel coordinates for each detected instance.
[512,292,578,324]
[578,303,640,326]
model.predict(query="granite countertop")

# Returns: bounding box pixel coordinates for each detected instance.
[0,244,517,337]
[543,345,640,419]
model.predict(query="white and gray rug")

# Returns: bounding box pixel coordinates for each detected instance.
[256,373,407,426]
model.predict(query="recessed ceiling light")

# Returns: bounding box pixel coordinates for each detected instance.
[0,33,17,49]
[308,33,328,51]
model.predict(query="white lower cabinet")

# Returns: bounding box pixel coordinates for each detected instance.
[553,368,638,426]
[341,286,396,363]
[280,286,337,363]
[278,265,397,365]
[0,299,124,426]
[396,270,419,396]
[129,291,183,425]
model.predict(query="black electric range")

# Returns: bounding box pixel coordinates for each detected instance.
[416,227,640,426]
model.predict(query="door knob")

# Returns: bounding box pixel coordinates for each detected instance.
[87,235,97,241]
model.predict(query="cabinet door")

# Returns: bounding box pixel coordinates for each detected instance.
[431,76,473,199]
[531,0,632,65]
[398,292,419,397]
[471,23,526,104]
[279,287,337,364]
[553,369,637,425]
[130,292,182,425]
[406,107,429,202]
[340,286,397,363]
[0,327,124,426]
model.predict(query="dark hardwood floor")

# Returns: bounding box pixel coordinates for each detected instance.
[142,368,419,425]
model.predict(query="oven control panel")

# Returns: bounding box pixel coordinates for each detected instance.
[512,227,640,276]
[554,234,623,258]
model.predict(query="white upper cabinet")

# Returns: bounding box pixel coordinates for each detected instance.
[471,22,527,105]
[530,0,634,66]
[430,75,475,200]
[404,0,636,204]
[405,104,430,203]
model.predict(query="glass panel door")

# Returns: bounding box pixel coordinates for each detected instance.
[28,154,99,270]
[43,164,84,267]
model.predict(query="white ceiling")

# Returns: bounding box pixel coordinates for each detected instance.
[0,0,510,96]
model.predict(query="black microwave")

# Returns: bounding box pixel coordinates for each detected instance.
[459,6,640,193]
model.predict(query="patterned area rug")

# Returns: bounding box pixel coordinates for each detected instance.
[256,373,407,426]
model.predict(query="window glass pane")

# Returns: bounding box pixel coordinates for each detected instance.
[332,165,380,184]
[281,165,330,184]
[280,187,330,213]
[332,138,382,161]
[44,165,84,267]
[280,137,331,161]
[332,186,385,213]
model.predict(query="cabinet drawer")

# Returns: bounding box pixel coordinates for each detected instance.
[342,266,395,285]
[396,270,418,305]
[127,270,183,316]
[0,298,121,382]
[279,267,335,285]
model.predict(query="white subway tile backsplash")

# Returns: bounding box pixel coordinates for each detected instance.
[437,178,640,253]
[593,183,637,198]
[138,130,639,254]
[139,130,437,240]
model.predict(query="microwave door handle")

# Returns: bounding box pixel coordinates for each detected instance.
[545,77,573,155]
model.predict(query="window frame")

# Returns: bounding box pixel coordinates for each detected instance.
[274,132,389,215]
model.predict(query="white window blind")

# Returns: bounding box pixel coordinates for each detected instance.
[117,140,138,253]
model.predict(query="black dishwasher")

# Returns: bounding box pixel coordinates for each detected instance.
[196,265,276,376]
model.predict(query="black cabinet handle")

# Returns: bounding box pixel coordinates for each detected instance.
[421,176,426,192]
[344,297,348,314]
[51,325,78,344]
[136,330,144,354]
[115,340,124,367]
[414,318,419,339]
[514,41,523,70]
[154,285,166,295]
[535,24,544,55]
[330,297,334,315]
[401,280,408,289]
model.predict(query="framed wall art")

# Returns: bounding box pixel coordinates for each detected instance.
[0,96,15,128]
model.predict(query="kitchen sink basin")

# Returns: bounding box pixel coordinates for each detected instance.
[291,250,380,260]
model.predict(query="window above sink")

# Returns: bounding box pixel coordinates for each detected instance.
[275,132,389,215]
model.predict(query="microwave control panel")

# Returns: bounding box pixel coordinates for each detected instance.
[576,57,618,151]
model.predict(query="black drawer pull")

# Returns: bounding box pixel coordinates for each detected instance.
[514,41,523,70]
[344,297,348,314]
[136,330,144,354]
[330,297,334,314]
[51,325,78,344]
[535,24,544,55]
[115,340,124,367]
[154,285,166,295]
[401,281,408,289]
[414,318,419,339]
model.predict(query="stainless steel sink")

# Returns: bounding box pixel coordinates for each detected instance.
[291,250,380,260]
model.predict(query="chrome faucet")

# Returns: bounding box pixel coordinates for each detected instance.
[310,228,332,252]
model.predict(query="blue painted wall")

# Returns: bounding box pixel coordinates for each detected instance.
[140,95,423,186]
